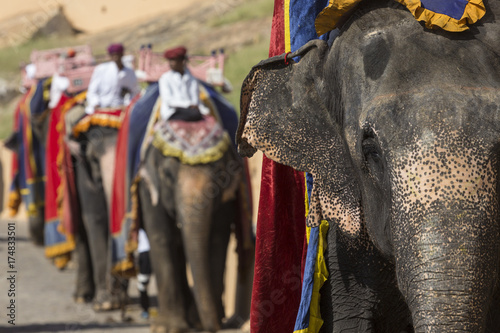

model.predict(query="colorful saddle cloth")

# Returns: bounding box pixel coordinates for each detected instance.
[72,106,124,138]
[151,116,231,165]
[315,0,485,34]
[110,82,253,277]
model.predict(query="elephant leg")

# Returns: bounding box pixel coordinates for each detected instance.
[75,157,114,310]
[96,139,127,303]
[209,200,234,323]
[139,180,197,332]
[225,246,254,328]
[74,216,95,302]
[28,207,44,246]
[177,166,223,332]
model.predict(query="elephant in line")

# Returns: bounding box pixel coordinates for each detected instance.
[237,0,500,331]
[138,130,247,332]
[69,124,124,309]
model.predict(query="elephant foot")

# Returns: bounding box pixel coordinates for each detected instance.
[73,295,93,304]
[222,314,246,329]
[93,299,121,312]
[92,292,121,312]
[73,290,94,304]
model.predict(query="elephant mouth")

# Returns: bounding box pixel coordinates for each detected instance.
[237,137,257,158]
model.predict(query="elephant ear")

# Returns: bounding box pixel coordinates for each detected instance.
[237,40,363,236]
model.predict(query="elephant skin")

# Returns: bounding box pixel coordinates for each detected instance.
[72,126,124,309]
[237,0,500,331]
[138,141,244,332]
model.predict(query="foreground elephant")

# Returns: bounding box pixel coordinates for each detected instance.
[238,0,500,331]
[138,119,245,332]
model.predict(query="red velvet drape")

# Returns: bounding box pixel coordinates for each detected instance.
[249,1,307,331]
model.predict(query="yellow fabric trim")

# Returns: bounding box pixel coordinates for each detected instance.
[303,173,329,333]
[7,191,21,217]
[45,235,75,258]
[315,0,360,35]
[308,220,329,333]
[53,253,71,270]
[199,87,220,123]
[24,86,38,184]
[111,254,137,278]
[315,0,485,35]
[284,0,292,52]
[43,77,52,102]
[72,112,123,138]
[26,176,45,184]
[295,329,309,333]
[395,0,485,32]
[152,132,231,165]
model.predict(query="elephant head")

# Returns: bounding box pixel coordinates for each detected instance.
[238,0,500,331]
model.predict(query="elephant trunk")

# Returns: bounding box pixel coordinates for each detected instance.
[177,166,222,332]
[394,210,500,332]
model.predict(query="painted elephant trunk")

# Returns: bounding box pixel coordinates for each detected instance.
[394,209,500,332]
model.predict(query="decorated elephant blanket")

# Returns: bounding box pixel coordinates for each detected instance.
[8,79,49,220]
[110,81,253,277]
[44,92,86,269]
[315,0,484,35]
[151,116,231,165]
[72,106,124,138]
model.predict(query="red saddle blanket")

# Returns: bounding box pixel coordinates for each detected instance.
[151,115,231,165]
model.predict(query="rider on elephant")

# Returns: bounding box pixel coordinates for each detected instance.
[85,43,139,115]
[159,46,208,122]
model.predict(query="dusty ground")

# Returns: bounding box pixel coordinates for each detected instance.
[0,217,249,333]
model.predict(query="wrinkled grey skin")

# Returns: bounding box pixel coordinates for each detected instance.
[238,0,500,331]
[71,126,124,308]
[138,142,246,332]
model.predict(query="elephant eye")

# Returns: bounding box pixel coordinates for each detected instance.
[362,138,384,174]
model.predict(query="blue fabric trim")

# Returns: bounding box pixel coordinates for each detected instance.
[129,83,160,179]
[420,0,468,20]
[306,172,314,203]
[289,0,330,52]
[199,81,239,146]
[293,226,319,331]
[44,219,66,245]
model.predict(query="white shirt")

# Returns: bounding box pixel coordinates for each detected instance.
[158,69,209,120]
[137,228,150,253]
[48,73,70,109]
[85,61,139,114]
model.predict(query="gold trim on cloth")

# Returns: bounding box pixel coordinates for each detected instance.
[152,131,231,165]
[72,107,125,138]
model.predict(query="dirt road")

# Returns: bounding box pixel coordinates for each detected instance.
[0,217,248,333]
[0,217,152,332]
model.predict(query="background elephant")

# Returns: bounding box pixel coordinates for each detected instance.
[138,135,245,332]
[237,0,500,331]
[70,125,124,308]
[4,84,51,246]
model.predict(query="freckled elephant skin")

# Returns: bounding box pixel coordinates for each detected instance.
[237,0,500,331]
[138,143,244,332]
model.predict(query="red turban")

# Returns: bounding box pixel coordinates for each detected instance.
[107,43,124,54]
[164,46,187,60]
[67,48,76,58]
